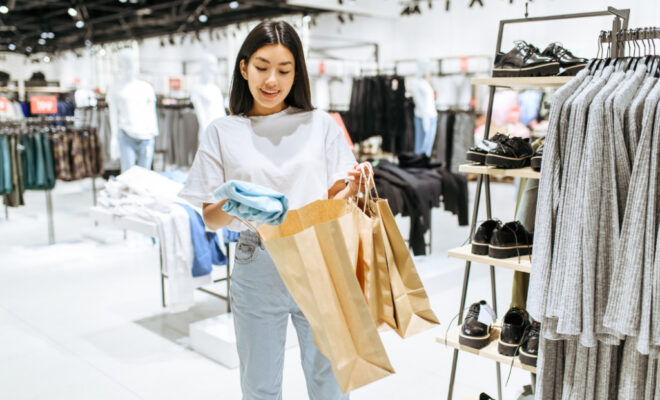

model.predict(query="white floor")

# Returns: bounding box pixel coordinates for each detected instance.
[0,177,535,400]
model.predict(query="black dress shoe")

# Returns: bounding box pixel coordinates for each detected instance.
[466,133,508,164]
[542,43,588,76]
[488,221,533,259]
[485,136,533,168]
[459,300,495,349]
[519,320,540,367]
[493,41,560,77]
[531,143,543,171]
[479,394,495,400]
[472,219,502,255]
[498,307,529,356]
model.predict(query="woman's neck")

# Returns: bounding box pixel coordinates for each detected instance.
[247,102,287,117]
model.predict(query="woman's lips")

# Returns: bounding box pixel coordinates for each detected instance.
[260,88,280,99]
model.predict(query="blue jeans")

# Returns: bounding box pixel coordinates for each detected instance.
[231,231,348,400]
[119,130,155,172]
[413,116,438,157]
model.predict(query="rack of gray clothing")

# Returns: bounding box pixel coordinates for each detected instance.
[528,29,660,400]
[155,101,199,170]
[444,7,631,400]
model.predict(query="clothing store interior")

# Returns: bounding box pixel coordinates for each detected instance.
[1,0,660,399]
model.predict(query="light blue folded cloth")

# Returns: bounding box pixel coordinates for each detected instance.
[213,180,288,225]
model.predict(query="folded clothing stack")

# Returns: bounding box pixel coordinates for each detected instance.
[213,180,289,226]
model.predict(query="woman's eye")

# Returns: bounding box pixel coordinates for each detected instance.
[255,67,267,71]
[279,71,291,75]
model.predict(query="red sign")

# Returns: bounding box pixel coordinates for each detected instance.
[30,96,58,114]
[459,57,469,72]
[0,97,7,112]
[73,77,81,85]
[169,78,182,89]
[318,61,325,75]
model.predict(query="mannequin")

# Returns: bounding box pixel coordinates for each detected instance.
[108,48,159,172]
[190,53,226,140]
[409,58,437,157]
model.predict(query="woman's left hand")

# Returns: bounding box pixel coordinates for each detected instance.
[346,162,374,197]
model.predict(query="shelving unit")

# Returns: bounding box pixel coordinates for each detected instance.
[458,164,540,180]
[471,76,572,89]
[443,7,630,400]
[447,246,531,273]
[437,327,537,374]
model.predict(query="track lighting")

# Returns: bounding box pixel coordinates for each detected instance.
[0,6,8,14]
[76,20,85,29]
[198,13,208,23]
[38,38,46,45]
[67,7,78,17]
[229,1,239,9]
[8,43,15,51]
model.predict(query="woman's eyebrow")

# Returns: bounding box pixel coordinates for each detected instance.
[255,56,292,66]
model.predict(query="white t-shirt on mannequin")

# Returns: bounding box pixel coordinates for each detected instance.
[179,107,356,232]
[108,79,159,140]
[190,82,226,140]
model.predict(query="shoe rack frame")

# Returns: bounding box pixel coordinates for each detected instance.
[444,7,630,400]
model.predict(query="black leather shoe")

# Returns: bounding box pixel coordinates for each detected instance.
[485,136,533,168]
[519,320,540,367]
[472,219,501,255]
[466,133,508,164]
[498,307,529,356]
[459,300,495,349]
[493,41,560,77]
[479,394,495,400]
[488,221,533,259]
[531,143,543,171]
[542,43,588,76]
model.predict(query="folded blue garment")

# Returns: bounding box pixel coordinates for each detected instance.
[213,180,288,225]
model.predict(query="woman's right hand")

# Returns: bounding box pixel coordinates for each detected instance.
[202,199,234,231]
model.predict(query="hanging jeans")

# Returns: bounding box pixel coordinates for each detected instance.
[230,231,348,400]
[413,116,437,157]
[119,130,154,172]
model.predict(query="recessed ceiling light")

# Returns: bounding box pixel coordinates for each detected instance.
[41,32,48,39]
[303,15,311,23]
[198,13,208,23]
[47,32,55,39]
[25,46,32,53]
[0,6,8,14]
[229,1,239,9]
[76,20,85,29]
[38,38,46,45]
[99,48,106,56]
[43,56,51,63]
[68,7,78,17]
[8,43,16,51]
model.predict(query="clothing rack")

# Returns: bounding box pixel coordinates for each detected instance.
[599,27,660,57]
[392,55,492,77]
[1,117,100,244]
[443,7,630,400]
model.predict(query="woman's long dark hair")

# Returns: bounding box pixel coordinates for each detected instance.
[229,20,313,115]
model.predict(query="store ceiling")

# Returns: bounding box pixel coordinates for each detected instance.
[0,0,329,54]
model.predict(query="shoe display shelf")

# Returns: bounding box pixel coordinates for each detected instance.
[442,7,630,400]
[437,327,537,374]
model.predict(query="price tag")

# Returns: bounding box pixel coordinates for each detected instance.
[319,61,325,75]
[169,78,182,89]
[30,96,57,114]
[0,97,7,112]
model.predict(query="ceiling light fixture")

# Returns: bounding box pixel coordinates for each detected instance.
[303,14,311,23]
[229,1,239,9]
[40,32,48,39]
[0,6,8,14]
[38,38,46,45]
[47,32,55,39]
[25,46,32,53]
[198,13,208,23]
[43,55,51,63]
[67,7,78,17]
[76,20,85,28]
[8,43,15,50]
[84,39,92,47]
[119,0,127,3]
[99,48,106,56]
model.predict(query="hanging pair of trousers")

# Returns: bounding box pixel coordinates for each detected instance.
[230,231,348,400]
[119,130,154,172]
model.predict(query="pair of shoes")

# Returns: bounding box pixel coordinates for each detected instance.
[531,143,543,171]
[499,308,540,367]
[472,220,533,259]
[467,134,533,168]
[493,41,587,77]
[459,300,496,349]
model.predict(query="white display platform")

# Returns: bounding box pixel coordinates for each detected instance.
[190,313,298,369]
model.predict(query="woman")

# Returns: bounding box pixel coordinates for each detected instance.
[179,20,370,400]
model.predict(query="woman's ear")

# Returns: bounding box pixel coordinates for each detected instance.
[239,59,248,80]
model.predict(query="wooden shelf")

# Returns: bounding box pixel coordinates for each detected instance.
[448,245,531,273]
[459,164,540,179]
[471,76,572,89]
[437,327,537,373]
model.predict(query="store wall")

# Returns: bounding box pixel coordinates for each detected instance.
[0,53,60,84]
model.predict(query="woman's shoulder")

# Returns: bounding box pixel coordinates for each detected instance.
[206,114,249,132]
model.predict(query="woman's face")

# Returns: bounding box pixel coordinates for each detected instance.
[240,43,295,116]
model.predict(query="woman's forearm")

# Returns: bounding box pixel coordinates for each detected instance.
[202,200,234,230]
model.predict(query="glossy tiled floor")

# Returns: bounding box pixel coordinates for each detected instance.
[0,178,534,400]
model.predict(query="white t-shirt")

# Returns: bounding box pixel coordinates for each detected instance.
[108,79,158,140]
[178,106,356,231]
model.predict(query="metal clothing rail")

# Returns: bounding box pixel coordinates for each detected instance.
[445,7,630,400]
[599,27,660,58]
